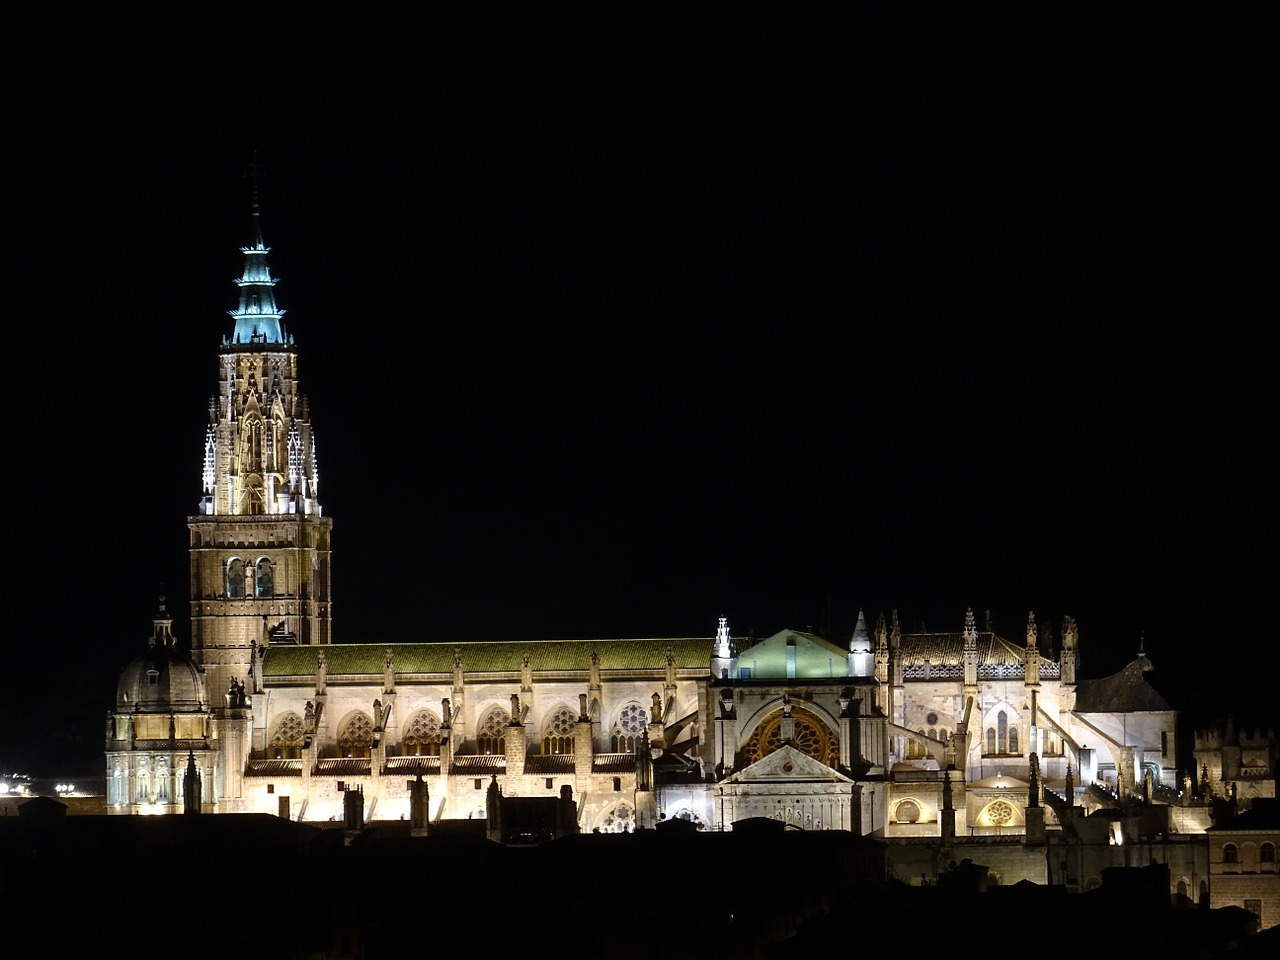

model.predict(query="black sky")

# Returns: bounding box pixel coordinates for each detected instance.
[8,24,1272,773]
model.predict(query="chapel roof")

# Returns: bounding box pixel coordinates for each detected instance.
[1073,656,1172,712]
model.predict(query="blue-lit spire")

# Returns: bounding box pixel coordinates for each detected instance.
[227,175,287,345]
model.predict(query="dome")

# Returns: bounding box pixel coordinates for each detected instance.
[115,600,207,712]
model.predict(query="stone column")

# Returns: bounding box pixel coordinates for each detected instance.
[505,694,526,783]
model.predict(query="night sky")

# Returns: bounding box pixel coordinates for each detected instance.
[8,24,1271,775]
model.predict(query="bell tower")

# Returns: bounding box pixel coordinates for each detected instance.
[188,185,333,701]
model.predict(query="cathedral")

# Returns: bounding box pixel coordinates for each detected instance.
[106,200,1212,889]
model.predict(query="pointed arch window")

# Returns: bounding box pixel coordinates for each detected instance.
[611,702,648,753]
[984,710,1019,755]
[226,558,245,599]
[270,712,304,760]
[338,712,374,759]
[255,558,274,598]
[599,802,634,833]
[477,707,509,755]
[403,710,442,757]
[542,705,576,755]
[242,480,266,516]
[245,416,264,466]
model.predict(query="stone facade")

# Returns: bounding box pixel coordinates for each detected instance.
[1207,800,1280,930]
[106,203,1228,905]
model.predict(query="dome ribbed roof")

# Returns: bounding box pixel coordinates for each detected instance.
[116,600,207,712]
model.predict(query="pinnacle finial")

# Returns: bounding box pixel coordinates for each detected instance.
[850,609,869,648]
[229,162,286,344]
[963,607,977,649]
[714,616,732,658]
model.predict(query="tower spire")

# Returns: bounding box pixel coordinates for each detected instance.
[228,163,287,345]
[848,609,872,677]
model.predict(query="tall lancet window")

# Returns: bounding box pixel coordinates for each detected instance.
[227,558,245,599]
[246,417,264,467]
[255,558,274,598]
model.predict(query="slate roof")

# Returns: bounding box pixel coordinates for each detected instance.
[1073,657,1172,712]
[263,637,714,678]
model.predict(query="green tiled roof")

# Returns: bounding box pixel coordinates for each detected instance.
[262,637,715,678]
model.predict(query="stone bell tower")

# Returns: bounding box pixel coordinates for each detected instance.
[188,183,333,701]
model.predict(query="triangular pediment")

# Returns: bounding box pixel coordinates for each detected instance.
[735,629,848,679]
[725,744,852,784]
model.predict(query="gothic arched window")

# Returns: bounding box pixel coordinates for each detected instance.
[255,558,274,598]
[242,479,266,516]
[542,704,576,755]
[997,711,1009,753]
[477,707,509,755]
[227,558,245,599]
[403,710,442,757]
[611,702,648,753]
[247,416,264,464]
[270,712,304,760]
[985,728,997,756]
[338,712,374,759]
[1008,726,1019,755]
[599,803,634,833]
